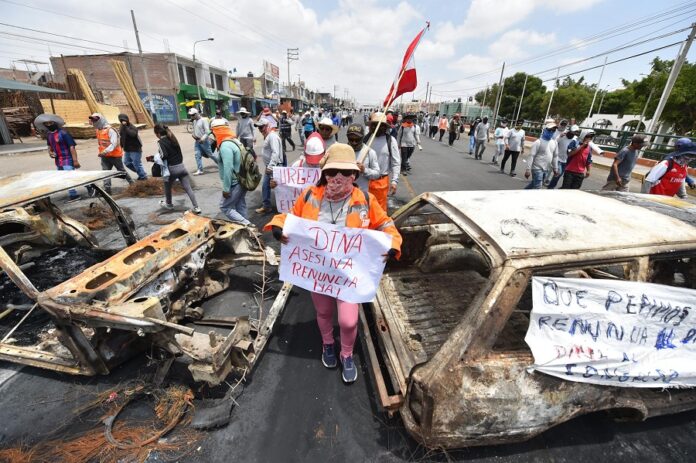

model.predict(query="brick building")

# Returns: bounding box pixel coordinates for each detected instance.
[50,52,237,123]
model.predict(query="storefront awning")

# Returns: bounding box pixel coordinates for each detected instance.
[0,77,65,94]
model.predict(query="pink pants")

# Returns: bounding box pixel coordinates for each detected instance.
[310,292,359,359]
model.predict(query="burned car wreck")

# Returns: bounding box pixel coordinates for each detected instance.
[0,171,289,385]
[361,189,696,448]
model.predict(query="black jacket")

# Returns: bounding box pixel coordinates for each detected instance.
[118,114,142,152]
[280,116,292,136]
[158,136,183,165]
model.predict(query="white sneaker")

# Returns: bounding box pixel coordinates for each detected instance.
[193,170,204,176]
[192,207,202,215]
[159,200,174,210]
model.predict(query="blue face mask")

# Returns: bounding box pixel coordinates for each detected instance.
[541,128,554,141]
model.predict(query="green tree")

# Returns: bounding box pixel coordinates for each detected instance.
[542,76,595,122]
[474,72,546,122]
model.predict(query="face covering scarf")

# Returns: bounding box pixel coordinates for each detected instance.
[324,172,355,202]
[541,128,555,141]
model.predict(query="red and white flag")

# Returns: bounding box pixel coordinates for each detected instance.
[383,23,429,108]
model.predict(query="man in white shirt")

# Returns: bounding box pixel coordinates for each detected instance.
[524,119,559,189]
[548,124,579,189]
[492,120,509,165]
[501,121,525,177]
[366,112,401,211]
[474,116,490,160]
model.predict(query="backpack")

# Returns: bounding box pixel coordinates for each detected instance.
[231,138,262,191]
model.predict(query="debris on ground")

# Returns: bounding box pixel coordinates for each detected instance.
[72,202,133,230]
[116,178,193,199]
[0,381,202,463]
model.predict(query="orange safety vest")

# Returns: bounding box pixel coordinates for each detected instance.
[264,185,403,258]
[96,127,123,158]
[211,124,236,144]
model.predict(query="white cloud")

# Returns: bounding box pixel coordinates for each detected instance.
[488,29,556,60]
[418,39,456,60]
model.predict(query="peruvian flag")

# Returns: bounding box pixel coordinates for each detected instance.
[383,23,429,108]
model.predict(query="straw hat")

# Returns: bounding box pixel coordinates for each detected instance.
[318,117,339,136]
[370,112,388,124]
[321,143,359,171]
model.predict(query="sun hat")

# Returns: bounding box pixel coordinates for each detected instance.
[238,107,250,114]
[544,118,557,129]
[318,117,339,136]
[321,143,359,172]
[187,108,199,116]
[370,112,388,124]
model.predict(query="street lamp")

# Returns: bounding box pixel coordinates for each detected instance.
[192,37,214,110]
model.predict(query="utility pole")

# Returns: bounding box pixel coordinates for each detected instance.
[514,74,528,123]
[424,81,429,104]
[130,10,154,120]
[597,86,608,114]
[286,48,299,89]
[648,22,696,134]
[491,62,505,125]
[479,87,488,117]
[586,56,608,120]
[637,86,656,133]
[544,66,561,122]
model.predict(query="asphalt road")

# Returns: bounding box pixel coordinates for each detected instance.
[0,126,691,463]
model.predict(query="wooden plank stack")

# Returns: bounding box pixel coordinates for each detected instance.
[111,60,153,127]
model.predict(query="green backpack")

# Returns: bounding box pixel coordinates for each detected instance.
[231,138,262,191]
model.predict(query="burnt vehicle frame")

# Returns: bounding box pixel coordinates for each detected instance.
[360,189,696,448]
[0,171,290,385]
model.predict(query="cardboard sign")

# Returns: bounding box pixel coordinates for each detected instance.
[279,215,392,303]
[273,167,321,213]
[525,277,696,388]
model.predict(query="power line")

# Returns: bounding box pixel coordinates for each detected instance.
[539,41,683,83]
[431,2,696,87]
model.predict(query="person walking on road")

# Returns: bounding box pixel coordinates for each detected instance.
[42,116,85,201]
[236,107,256,157]
[474,116,490,160]
[280,110,296,152]
[524,119,558,189]
[150,124,200,214]
[491,120,509,165]
[255,116,284,214]
[188,108,215,175]
[448,113,462,147]
[601,135,646,192]
[331,112,341,141]
[302,111,316,141]
[642,138,696,198]
[561,129,600,189]
[398,114,421,175]
[366,112,401,211]
[547,124,579,189]
[438,114,449,142]
[429,112,439,139]
[468,117,480,156]
[89,112,133,194]
[118,114,147,180]
[500,121,524,177]
[347,123,380,194]
[210,119,250,225]
[264,143,402,384]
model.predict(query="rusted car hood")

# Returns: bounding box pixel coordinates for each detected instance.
[0,171,119,208]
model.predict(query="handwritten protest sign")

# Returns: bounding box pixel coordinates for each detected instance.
[279,215,391,303]
[525,277,696,388]
[273,166,321,213]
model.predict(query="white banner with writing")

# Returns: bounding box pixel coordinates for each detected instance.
[273,167,321,213]
[279,215,392,303]
[525,277,696,388]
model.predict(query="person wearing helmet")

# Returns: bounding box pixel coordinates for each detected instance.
[642,138,696,198]
[188,107,215,175]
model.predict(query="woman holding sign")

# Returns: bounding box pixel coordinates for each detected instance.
[264,143,402,383]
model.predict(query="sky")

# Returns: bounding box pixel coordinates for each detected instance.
[1,0,695,106]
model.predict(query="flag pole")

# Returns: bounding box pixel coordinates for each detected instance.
[358,22,429,164]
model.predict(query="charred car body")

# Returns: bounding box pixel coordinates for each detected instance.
[0,171,289,385]
[362,190,696,448]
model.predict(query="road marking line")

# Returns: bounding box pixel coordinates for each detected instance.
[402,175,417,199]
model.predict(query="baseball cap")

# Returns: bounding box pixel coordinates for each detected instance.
[304,133,325,164]
[346,123,364,137]
[187,108,199,116]
[544,119,557,129]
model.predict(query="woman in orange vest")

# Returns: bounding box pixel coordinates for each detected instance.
[88,112,133,194]
[264,143,402,383]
